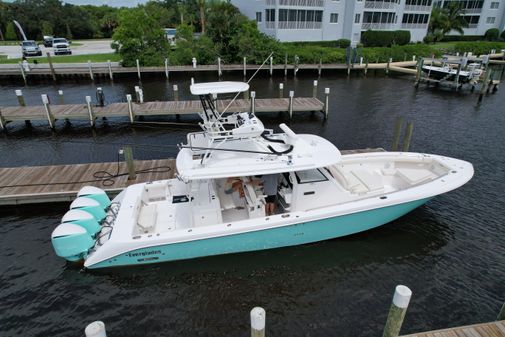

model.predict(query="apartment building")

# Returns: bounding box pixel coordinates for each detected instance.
[231,0,434,43]
[434,0,505,36]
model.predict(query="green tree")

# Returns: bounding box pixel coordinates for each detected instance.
[442,2,468,35]
[230,20,279,63]
[5,22,17,40]
[198,0,206,34]
[41,21,53,36]
[112,8,170,67]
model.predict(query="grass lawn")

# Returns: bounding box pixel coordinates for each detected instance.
[0,52,120,64]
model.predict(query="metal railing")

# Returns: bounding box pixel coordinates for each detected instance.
[364,1,398,10]
[265,21,276,29]
[404,5,432,12]
[401,23,428,29]
[361,22,395,30]
[278,0,324,6]
[278,21,322,29]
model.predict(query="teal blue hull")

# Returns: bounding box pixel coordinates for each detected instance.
[89,198,430,269]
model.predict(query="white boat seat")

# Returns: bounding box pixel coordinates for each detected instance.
[351,169,384,192]
[138,204,157,232]
[396,168,434,185]
[144,182,166,202]
[328,165,363,192]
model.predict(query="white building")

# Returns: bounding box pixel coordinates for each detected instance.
[434,0,505,36]
[230,0,434,43]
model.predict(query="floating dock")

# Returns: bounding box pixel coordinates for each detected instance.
[401,320,505,337]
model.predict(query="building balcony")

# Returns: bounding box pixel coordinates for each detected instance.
[362,22,395,30]
[268,0,325,6]
[401,23,428,29]
[466,23,478,29]
[404,5,432,12]
[364,1,397,10]
[278,21,322,29]
[463,8,482,14]
[265,21,276,29]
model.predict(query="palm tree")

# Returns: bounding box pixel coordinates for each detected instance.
[442,2,468,35]
[198,0,206,34]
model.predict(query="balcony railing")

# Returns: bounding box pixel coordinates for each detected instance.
[361,22,395,30]
[278,0,324,6]
[266,0,276,5]
[364,1,397,10]
[265,21,276,29]
[462,8,482,14]
[404,5,432,12]
[401,23,428,29]
[467,23,478,29]
[278,21,322,29]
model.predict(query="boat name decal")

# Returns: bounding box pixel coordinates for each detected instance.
[127,250,162,258]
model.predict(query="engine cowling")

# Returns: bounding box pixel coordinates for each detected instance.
[62,209,101,237]
[70,197,106,222]
[77,186,110,209]
[51,223,94,262]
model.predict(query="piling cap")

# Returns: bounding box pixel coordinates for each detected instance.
[250,307,266,330]
[62,209,95,223]
[15,89,22,96]
[393,285,412,309]
[70,197,101,209]
[85,321,106,337]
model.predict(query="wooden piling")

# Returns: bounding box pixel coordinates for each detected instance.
[288,90,294,119]
[269,56,273,76]
[250,307,266,337]
[85,96,95,127]
[41,94,55,129]
[173,85,179,101]
[454,63,462,89]
[279,83,284,98]
[382,285,412,337]
[312,80,318,98]
[365,60,369,76]
[134,86,141,103]
[0,107,5,131]
[18,62,27,85]
[402,122,414,152]
[347,62,351,77]
[123,145,137,180]
[85,321,107,337]
[138,88,144,104]
[392,117,404,151]
[318,58,322,77]
[88,60,94,81]
[324,88,330,119]
[415,58,424,88]
[284,53,288,77]
[136,59,141,80]
[46,52,57,82]
[126,94,135,123]
[243,57,247,77]
[165,58,169,79]
[108,60,113,80]
[15,89,26,107]
[386,58,391,75]
[243,89,249,100]
[58,90,64,104]
[479,69,492,102]
[218,57,222,77]
[251,91,256,114]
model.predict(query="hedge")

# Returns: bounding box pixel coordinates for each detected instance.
[440,35,484,42]
[282,39,351,48]
[361,30,411,47]
[453,41,505,55]
[485,28,500,41]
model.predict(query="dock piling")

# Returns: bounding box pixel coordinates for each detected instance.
[269,56,273,76]
[402,122,414,152]
[479,69,492,102]
[243,89,249,100]
[497,303,505,321]
[41,94,55,129]
[173,85,179,101]
[250,307,266,337]
[85,96,95,127]
[288,90,294,119]
[88,60,94,81]
[15,89,26,107]
[165,58,169,79]
[126,94,135,123]
[18,62,27,85]
[192,57,197,69]
[392,117,404,151]
[243,57,247,77]
[138,88,144,104]
[313,80,318,98]
[347,62,351,77]
[284,53,288,77]
[279,83,284,98]
[415,58,424,88]
[46,53,57,82]
[251,91,256,114]
[386,58,391,75]
[0,108,5,131]
[318,58,322,76]
[382,285,412,337]
[85,321,107,337]
[324,88,330,119]
[136,59,141,80]
[218,57,222,77]
[134,86,140,103]
[107,60,113,80]
[123,145,137,180]
[365,60,369,76]
[58,90,64,104]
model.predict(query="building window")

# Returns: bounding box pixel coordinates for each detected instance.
[486,17,495,24]
[490,2,499,9]
[266,9,275,22]
[330,13,338,23]
[256,12,262,22]
[355,13,361,23]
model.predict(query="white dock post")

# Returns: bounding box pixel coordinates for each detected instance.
[279,83,284,98]
[251,91,256,114]
[288,90,294,119]
[134,85,140,103]
[412,55,416,61]
[318,58,322,76]
[191,77,195,85]
[16,89,26,106]
[0,107,5,131]
[88,60,94,81]
[324,88,330,119]
[85,95,95,127]
[165,58,169,79]
[192,57,197,69]
[18,62,27,85]
[312,80,318,98]
[360,57,363,66]
[218,57,222,77]
[173,84,179,101]
[107,60,113,80]
[243,57,247,77]
[126,94,134,123]
[136,59,141,80]
[284,53,288,77]
[85,321,107,337]
[138,88,144,104]
[250,307,266,337]
[58,90,64,104]
[269,56,273,76]
[41,94,55,129]
[382,285,412,337]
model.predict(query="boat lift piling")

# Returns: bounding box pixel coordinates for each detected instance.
[312,80,318,98]
[382,285,412,337]
[251,307,266,337]
[88,60,94,81]
[58,90,64,104]
[279,83,284,98]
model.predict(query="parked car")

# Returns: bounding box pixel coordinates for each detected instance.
[21,40,42,57]
[52,38,72,55]
[43,35,54,47]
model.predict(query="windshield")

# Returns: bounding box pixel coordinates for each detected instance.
[53,39,67,43]
[22,41,36,46]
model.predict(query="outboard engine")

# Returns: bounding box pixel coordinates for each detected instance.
[62,209,101,237]
[77,186,110,209]
[70,197,106,222]
[51,223,94,262]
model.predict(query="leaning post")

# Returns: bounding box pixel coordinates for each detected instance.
[324,88,330,119]
[16,89,26,106]
[41,94,55,130]
[250,307,266,337]
[382,285,412,337]
[85,321,107,337]
[288,90,294,119]
[126,94,135,123]
[250,91,256,114]
[85,95,95,127]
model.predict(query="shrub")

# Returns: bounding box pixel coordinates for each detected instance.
[502,30,505,41]
[485,28,500,41]
[361,30,411,47]
[453,41,505,55]
[336,39,351,48]
[282,39,350,48]
[440,35,484,42]
[423,34,436,44]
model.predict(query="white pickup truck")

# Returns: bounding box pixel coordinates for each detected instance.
[52,38,72,55]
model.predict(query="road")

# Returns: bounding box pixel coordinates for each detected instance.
[0,39,114,59]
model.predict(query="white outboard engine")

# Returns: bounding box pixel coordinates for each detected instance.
[70,197,106,222]
[77,186,110,209]
[61,209,101,237]
[51,223,94,262]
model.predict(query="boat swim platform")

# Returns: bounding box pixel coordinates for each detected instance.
[0,148,384,206]
[0,97,325,130]
[400,320,505,337]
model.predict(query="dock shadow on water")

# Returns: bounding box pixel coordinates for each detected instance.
[0,73,505,337]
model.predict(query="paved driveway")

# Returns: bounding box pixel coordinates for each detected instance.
[0,39,114,59]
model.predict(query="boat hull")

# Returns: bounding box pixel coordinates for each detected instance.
[87,198,430,269]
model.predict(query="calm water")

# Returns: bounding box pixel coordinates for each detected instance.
[0,71,504,337]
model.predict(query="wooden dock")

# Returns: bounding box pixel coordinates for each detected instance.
[401,320,505,337]
[0,148,382,206]
[0,97,325,130]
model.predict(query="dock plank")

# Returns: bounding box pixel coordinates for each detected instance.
[402,322,505,337]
